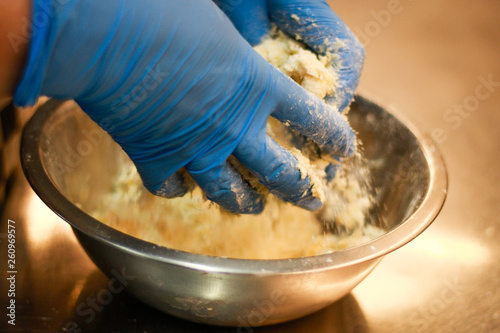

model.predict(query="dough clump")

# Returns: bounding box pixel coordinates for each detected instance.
[254,29,338,100]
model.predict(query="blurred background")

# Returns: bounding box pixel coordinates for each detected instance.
[1,0,499,332]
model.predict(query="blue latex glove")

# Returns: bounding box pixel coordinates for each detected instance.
[214,0,365,112]
[15,0,356,214]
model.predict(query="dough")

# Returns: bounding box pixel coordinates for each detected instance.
[254,29,338,100]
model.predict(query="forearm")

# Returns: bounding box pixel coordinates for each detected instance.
[0,0,31,107]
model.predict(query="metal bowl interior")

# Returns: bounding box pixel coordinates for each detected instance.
[21,96,447,326]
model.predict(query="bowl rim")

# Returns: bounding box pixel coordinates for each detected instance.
[20,96,448,274]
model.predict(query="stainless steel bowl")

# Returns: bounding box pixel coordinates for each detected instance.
[21,96,447,327]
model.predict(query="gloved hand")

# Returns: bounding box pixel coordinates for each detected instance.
[214,0,365,112]
[15,0,356,214]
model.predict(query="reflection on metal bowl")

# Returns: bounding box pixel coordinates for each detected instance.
[20,96,447,326]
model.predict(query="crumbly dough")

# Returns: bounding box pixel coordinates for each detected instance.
[90,30,384,259]
[92,161,383,259]
[254,29,338,100]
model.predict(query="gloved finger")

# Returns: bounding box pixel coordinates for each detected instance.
[272,74,356,157]
[268,0,365,112]
[213,0,271,45]
[325,158,342,181]
[149,169,195,198]
[186,160,265,214]
[284,130,343,182]
[234,133,323,211]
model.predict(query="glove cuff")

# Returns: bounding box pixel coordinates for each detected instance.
[14,0,54,107]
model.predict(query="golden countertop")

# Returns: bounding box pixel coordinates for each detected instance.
[1,0,499,332]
